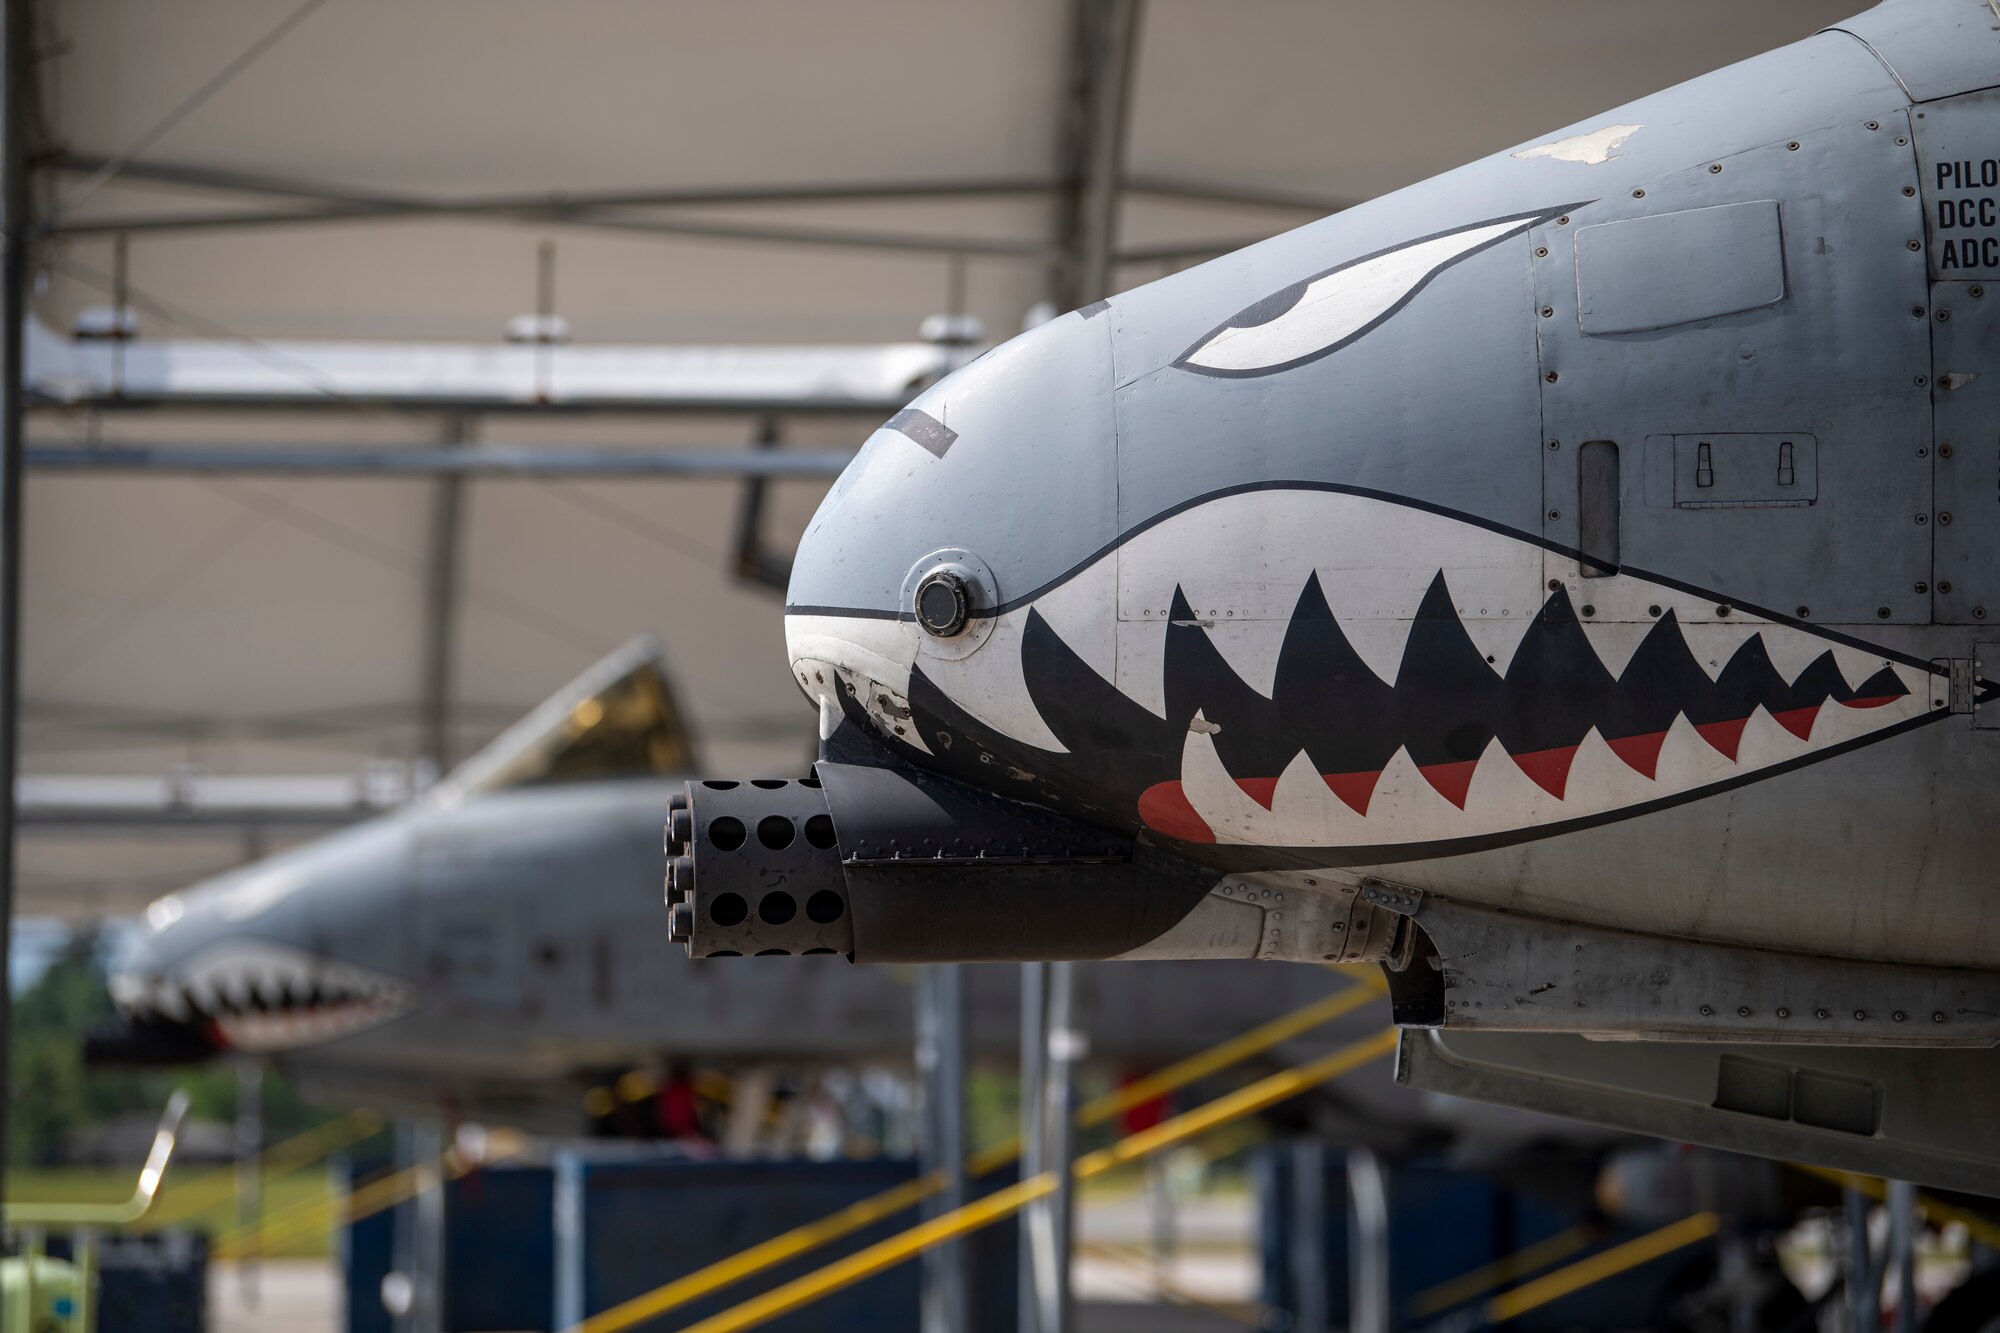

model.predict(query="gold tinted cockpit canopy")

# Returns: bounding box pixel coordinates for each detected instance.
[428,638,697,804]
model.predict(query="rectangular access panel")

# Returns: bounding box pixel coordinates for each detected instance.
[1664,432,1818,509]
[1574,200,1787,335]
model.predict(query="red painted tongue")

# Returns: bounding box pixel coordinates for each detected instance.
[1769,705,1821,741]
[1693,717,1749,761]
[1508,745,1579,799]
[1603,730,1669,779]
[1417,758,1480,809]
[1232,776,1279,809]
[1137,780,1215,844]
[1321,771,1380,817]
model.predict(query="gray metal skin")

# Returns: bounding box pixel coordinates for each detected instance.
[98,776,1439,1136]
[781,0,2000,985]
[760,0,2000,1188]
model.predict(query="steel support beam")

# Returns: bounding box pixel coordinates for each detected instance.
[1019,959,1079,1333]
[38,155,1060,259]
[42,152,1051,221]
[16,805,363,831]
[1018,962,1048,1333]
[1889,1180,1917,1333]
[0,0,32,1210]
[25,444,856,478]
[38,152,1340,232]
[1122,173,1352,217]
[1078,0,1142,306]
[916,964,969,1333]
[391,1121,446,1333]
[30,394,902,417]
[51,205,1056,257]
[1021,14,1140,1329]
[1346,1148,1390,1333]
[418,418,466,780]
[1047,1,1096,310]
[234,1062,264,1310]
[1049,0,1144,310]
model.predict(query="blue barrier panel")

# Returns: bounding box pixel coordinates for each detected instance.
[346,1151,1018,1332]
[557,1156,1020,1333]
[560,1157,919,1332]
[345,1159,555,1333]
[447,1166,556,1331]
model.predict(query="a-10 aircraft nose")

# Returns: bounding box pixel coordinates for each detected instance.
[92,823,417,1064]
[785,307,1119,737]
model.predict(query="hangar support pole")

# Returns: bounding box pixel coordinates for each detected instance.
[0,0,31,1212]
[234,1062,265,1309]
[418,415,468,783]
[1023,4,1143,1329]
[1345,1148,1390,1333]
[1018,4,1145,1329]
[1040,964,1077,1333]
[1888,1180,1917,1333]
[1077,0,1141,311]
[916,964,969,1333]
[1017,962,1050,1333]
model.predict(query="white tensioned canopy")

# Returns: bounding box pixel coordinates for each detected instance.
[17,0,1857,918]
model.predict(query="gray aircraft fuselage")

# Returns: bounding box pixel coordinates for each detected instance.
[668,0,2000,1188]
[750,0,1999,978]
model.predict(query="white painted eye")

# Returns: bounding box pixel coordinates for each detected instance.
[1174,208,1572,378]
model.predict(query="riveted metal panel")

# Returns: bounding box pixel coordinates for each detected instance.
[1536,114,1932,624]
[1929,281,2000,623]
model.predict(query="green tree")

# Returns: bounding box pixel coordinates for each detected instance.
[9,927,333,1167]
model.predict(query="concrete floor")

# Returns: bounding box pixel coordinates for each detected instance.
[206,1189,1264,1333]
[212,1260,1258,1332]
[210,1261,345,1333]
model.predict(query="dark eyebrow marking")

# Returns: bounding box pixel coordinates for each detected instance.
[886,408,959,458]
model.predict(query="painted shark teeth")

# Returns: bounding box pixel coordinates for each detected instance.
[1113,571,1921,844]
[110,940,413,1054]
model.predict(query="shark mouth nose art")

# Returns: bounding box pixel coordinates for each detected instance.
[111,940,415,1054]
[1123,574,1909,842]
[820,488,1941,862]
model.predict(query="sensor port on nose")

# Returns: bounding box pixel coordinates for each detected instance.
[899,548,1000,660]
[915,571,970,637]
[668,779,854,959]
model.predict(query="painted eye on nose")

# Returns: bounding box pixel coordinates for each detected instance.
[1172,206,1578,379]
